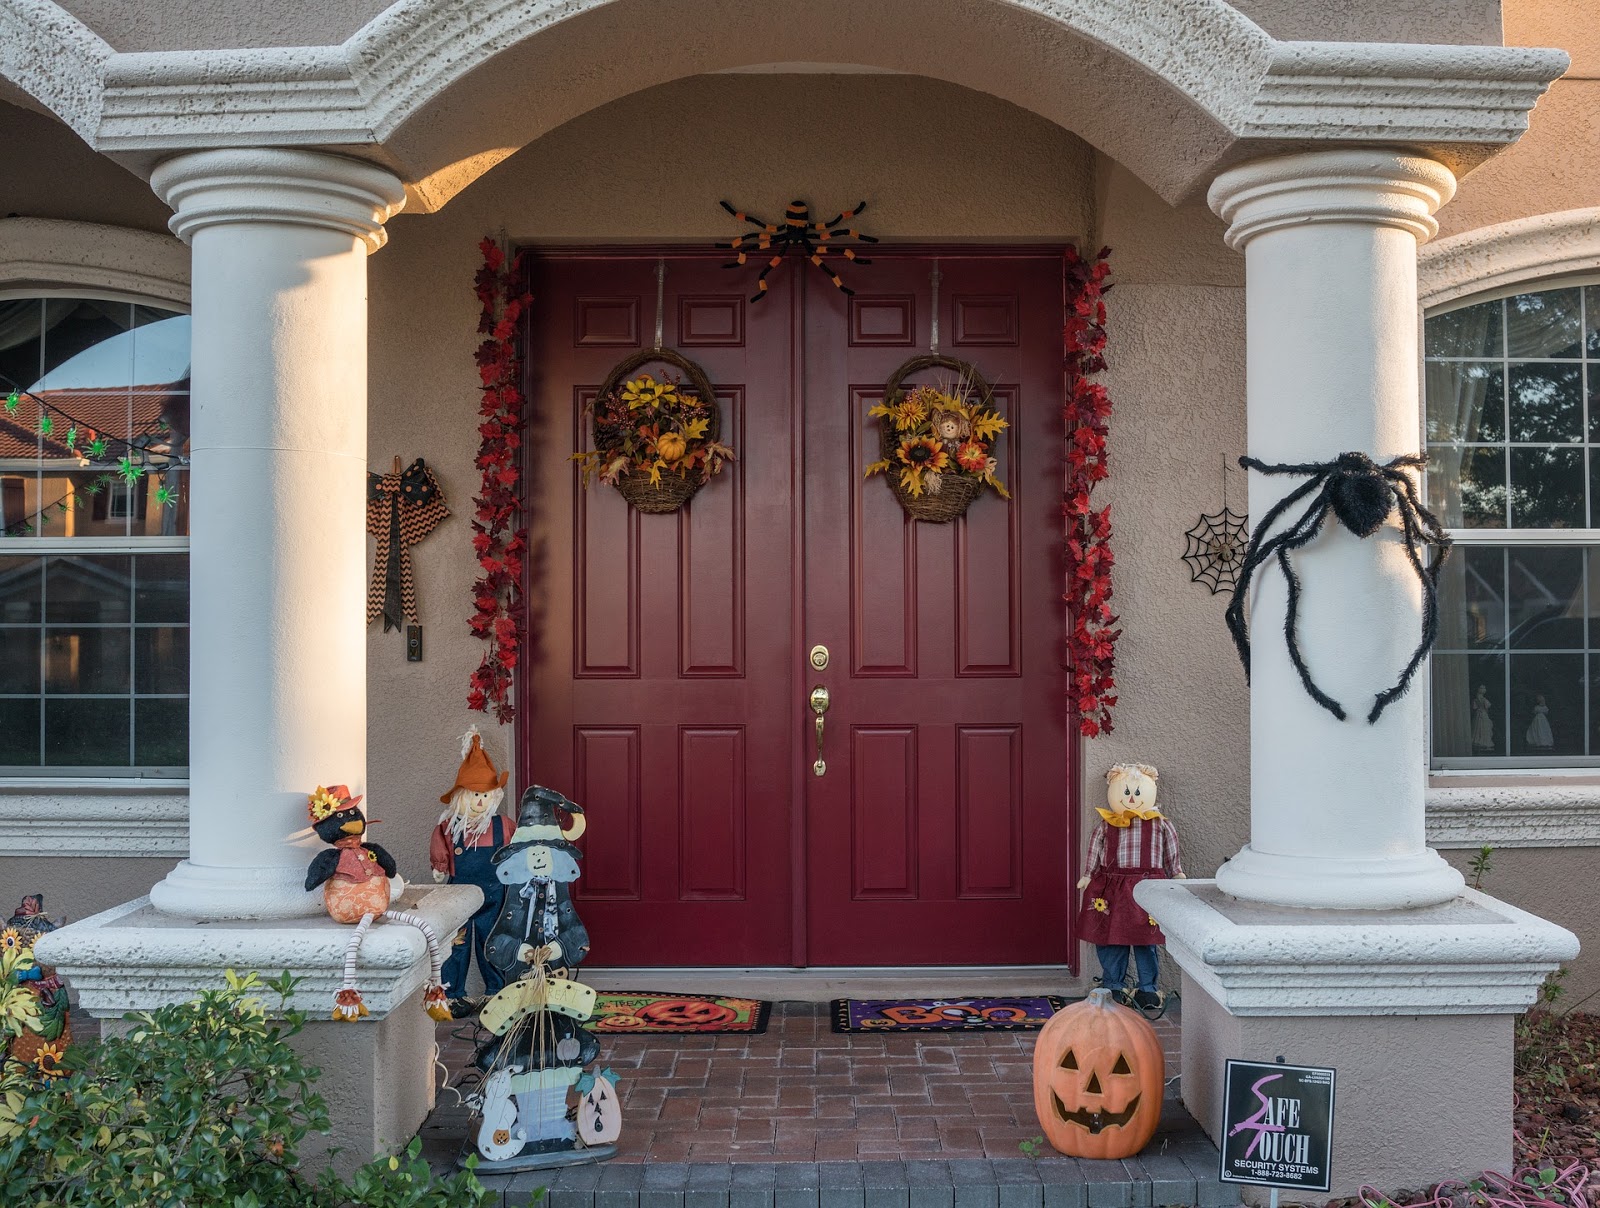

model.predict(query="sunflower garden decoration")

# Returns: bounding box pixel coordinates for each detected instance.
[573,348,735,514]
[865,354,1009,523]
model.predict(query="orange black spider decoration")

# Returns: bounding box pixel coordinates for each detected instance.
[718,199,878,302]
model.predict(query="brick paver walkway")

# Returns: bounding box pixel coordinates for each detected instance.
[429,1000,1184,1163]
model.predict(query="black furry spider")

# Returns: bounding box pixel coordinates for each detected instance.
[1225,451,1452,724]
[718,199,878,302]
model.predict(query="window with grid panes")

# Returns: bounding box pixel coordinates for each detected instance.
[1427,283,1600,769]
[0,295,189,775]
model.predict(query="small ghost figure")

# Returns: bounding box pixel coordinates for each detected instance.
[1472,685,1495,752]
[1074,764,1184,1013]
[303,785,452,1022]
[1526,693,1555,751]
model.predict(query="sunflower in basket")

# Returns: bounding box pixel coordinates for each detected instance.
[865,377,1009,501]
[572,373,736,490]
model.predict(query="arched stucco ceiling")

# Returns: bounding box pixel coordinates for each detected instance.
[0,0,1573,212]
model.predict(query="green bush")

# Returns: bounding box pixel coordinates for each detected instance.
[0,970,491,1208]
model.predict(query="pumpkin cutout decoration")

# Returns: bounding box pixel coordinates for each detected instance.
[1031,987,1164,1158]
[576,1069,623,1146]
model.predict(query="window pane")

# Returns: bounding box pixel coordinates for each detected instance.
[129,313,191,390]
[134,553,189,623]
[1436,544,1505,650]
[44,628,130,693]
[1426,299,1502,358]
[44,554,132,623]
[1507,547,1585,649]
[1510,652,1584,756]
[1588,285,1600,356]
[135,627,187,694]
[1507,288,1582,359]
[0,299,42,392]
[1509,446,1584,528]
[43,697,129,766]
[0,628,40,694]
[135,697,187,767]
[0,557,43,622]
[1429,446,1505,527]
[34,300,133,391]
[0,698,39,766]
[1508,363,1582,443]
[1426,361,1503,442]
[1431,652,1506,758]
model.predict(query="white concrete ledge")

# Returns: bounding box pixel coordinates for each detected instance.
[1137,879,1578,1017]
[0,785,187,857]
[0,216,191,305]
[1428,781,1600,848]
[1420,207,1600,310]
[34,884,482,1019]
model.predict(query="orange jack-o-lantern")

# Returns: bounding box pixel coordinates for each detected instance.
[1031,987,1164,1158]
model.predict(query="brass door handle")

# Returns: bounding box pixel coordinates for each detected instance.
[809,685,830,776]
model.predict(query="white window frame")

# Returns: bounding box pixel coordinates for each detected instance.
[1422,269,1600,847]
[0,288,190,800]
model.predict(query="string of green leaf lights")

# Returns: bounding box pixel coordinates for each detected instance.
[0,372,188,538]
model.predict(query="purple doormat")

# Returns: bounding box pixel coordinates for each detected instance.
[831,995,1072,1033]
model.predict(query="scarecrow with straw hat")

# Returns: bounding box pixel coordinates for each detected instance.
[431,726,514,1010]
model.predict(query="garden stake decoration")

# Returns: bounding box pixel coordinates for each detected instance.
[468,238,532,723]
[1062,246,1120,737]
[302,785,453,1022]
[1226,451,1451,724]
[1032,988,1164,1159]
[717,199,878,301]
[461,784,618,1171]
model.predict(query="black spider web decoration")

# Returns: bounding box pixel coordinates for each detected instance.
[1182,507,1248,594]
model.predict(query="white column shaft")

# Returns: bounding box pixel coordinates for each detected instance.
[1210,149,1466,910]
[147,149,405,920]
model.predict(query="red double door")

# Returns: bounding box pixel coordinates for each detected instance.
[523,249,1074,967]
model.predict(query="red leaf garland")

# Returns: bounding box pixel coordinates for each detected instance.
[1063,246,1120,737]
[467,238,532,723]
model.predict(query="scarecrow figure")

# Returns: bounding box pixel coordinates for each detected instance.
[303,784,453,1022]
[431,726,514,1010]
[1075,763,1184,1012]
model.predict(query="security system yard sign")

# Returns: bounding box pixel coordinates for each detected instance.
[1219,1059,1336,1193]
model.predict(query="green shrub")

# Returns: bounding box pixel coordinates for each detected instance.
[0,970,491,1208]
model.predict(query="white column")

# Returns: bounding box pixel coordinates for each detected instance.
[1210,149,1466,910]
[146,149,406,920]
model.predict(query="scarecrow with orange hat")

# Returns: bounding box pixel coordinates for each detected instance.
[430,727,514,1009]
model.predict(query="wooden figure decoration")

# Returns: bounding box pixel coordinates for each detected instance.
[430,726,514,1014]
[2,901,69,1077]
[461,784,618,1171]
[1032,988,1164,1158]
[1075,764,1184,1013]
[302,785,453,1022]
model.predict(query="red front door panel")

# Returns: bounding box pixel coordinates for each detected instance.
[522,250,1073,967]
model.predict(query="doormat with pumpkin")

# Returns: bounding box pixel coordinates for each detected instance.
[832,996,1072,1033]
[590,991,772,1035]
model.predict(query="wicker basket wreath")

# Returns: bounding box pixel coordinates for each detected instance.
[582,347,727,514]
[869,354,1010,523]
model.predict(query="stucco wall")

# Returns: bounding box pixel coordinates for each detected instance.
[0,102,171,234]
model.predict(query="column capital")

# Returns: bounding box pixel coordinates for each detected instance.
[1209,148,1457,251]
[151,148,407,252]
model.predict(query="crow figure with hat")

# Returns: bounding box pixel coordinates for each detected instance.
[429,726,514,1013]
[303,784,453,1022]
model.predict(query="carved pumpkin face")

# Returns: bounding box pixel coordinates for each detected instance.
[577,1072,622,1146]
[1032,988,1164,1158]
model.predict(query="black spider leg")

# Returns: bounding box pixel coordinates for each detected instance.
[720,201,778,234]
[1366,464,1453,723]
[1271,496,1350,721]
[812,228,873,268]
[807,248,860,295]
[1224,467,1331,679]
[748,251,789,304]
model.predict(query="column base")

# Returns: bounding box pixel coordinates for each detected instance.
[150,858,328,920]
[1137,880,1578,1198]
[34,885,482,1170]
[1215,843,1466,911]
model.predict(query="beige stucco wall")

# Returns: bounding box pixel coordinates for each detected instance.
[0,102,171,234]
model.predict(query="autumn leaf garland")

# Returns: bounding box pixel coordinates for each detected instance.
[1063,246,1120,738]
[467,238,532,723]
